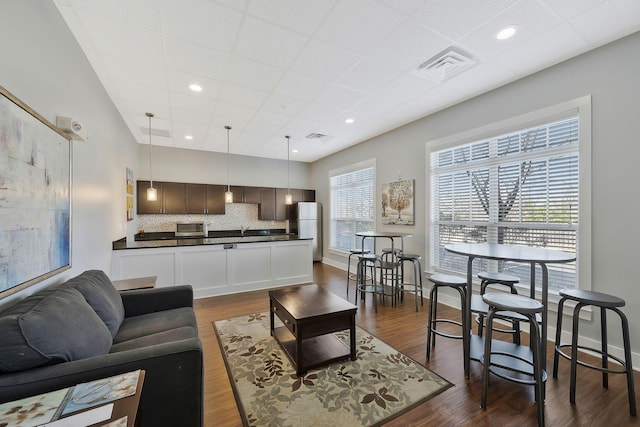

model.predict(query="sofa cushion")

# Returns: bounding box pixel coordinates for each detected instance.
[110,326,198,353]
[66,270,125,338]
[0,287,113,373]
[114,307,197,344]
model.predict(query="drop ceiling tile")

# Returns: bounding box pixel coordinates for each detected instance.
[100,52,166,89]
[412,0,518,40]
[366,18,451,72]
[171,108,215,125]
[493,24,588,75]
[542,0,607,20]
[113,80,170,107]
[459,0,562,61]
[233,16,309,68]
[375,73,437,103]
[286,116,325,132]
[274,72,329,101]
[166,69,222,99]
[313,0,407,54]
[164,37,230,80]
[337,59,402,93]
[212,0,248,12]
[246,0,337,36]
[161,0,242,52]
[350,95,403,117]
[66,0,161,31]
[75,11,164,63]
[169,91,216,115]
[261,94,308,116]
[224,55,285,92]
[290,39,362,82]
[218,82,270,109]
[214,101,258,123]
[569,0,640,44]
[314,85,368,110]
[377,0,427,15]
[298,103,342,122]
[251,109,294,127]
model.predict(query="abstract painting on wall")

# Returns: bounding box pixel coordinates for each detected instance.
[381,179,415,225]
[0,86,71,297]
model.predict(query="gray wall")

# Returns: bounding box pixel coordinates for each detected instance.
[312,31,640,358]
[0,1,139,302]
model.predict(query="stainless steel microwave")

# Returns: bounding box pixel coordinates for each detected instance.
[175,222,208,237]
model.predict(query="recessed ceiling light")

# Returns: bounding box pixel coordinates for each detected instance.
[496,26,517,40]
[189,83,202,92]
[292,149,298,153]
[345,118,355,124]
[185,135,193,140]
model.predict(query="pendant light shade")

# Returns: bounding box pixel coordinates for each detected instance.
[285,135,292,205]
[146,113,157,201]
[225,125,233,204]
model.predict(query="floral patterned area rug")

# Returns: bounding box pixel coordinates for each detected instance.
[213,312,452,427]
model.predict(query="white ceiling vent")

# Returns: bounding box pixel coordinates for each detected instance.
[305,133,333,143]
[141,127,171,138]
[411,46,476,83]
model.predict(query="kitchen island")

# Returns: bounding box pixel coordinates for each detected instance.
[111,232,314,299]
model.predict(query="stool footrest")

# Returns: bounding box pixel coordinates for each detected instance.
[555,343,629,375]
[430,319,464,340]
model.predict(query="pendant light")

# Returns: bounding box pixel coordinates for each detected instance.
[285,135,292,205]
[224,125,233,203]
[146,112,158,201]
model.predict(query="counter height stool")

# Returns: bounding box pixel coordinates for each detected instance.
[426,273,467,361]
[355,253,380,312]
[346,249,370,296]
[397,253,424,312]
[552,289,636,416]
[481,293,546,427]
[471,271,522,344]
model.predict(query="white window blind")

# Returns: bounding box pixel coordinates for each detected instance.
[330,164,374,252]
[430,117,579,292]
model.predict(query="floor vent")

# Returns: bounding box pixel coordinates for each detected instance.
[411,46,476,83]
[141,127,171,138]
[305,133,333,143]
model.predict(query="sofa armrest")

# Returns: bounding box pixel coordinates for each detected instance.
[0,338,203,427]
[120,285,194,317]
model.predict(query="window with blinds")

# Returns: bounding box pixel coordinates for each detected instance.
[430,117,579,292]
[330,164,375,252]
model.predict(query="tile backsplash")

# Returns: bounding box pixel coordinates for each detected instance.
[137,203,286,233]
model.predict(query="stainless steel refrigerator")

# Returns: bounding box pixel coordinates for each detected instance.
[289,202,322,262]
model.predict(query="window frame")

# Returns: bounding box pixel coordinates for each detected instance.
[328,158,376,255]
[424,96,592,297]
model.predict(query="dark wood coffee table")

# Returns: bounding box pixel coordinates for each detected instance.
[269,284,357,375]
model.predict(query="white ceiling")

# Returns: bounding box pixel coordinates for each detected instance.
[53,0,640,162]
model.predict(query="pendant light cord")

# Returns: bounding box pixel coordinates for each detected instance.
[286,135,290,193]
[225,125,232,192]
[146,112,154,187]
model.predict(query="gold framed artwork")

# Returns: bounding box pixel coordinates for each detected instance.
[126,167,134,221]
[381,179,414,225]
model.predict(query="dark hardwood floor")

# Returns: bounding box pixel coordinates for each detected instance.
[194,263,639,426]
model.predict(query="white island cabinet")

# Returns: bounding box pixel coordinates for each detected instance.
[111,239,313,299]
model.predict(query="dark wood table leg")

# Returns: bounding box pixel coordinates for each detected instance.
[350,314,357,360]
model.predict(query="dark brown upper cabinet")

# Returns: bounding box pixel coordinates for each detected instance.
[185,183,206,214]
[205,184,226,215]
[137,181,185,214]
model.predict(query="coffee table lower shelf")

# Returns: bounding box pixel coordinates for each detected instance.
[273,326,351,375]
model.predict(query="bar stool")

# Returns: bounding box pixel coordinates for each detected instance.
[397,253,423,312]
[481,293,545,427]
[471,271,522,343]
[346,249,370,296]
[552,289,636,416]
[426,273,467,361]
[354,254,380,312]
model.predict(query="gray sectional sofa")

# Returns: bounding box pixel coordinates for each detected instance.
[0,270,203,427]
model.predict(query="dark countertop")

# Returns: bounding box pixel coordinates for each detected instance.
[113,229,310,250]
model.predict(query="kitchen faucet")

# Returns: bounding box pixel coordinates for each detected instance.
[240,226,249,236]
